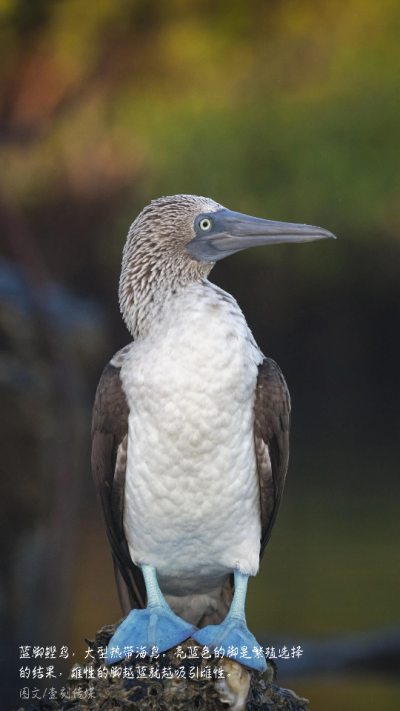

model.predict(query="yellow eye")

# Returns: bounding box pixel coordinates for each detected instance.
[200,218,211,231]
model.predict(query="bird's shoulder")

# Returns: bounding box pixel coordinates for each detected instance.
[254,357,291,439]
[91,345,134,439]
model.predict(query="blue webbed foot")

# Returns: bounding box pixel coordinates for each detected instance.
[106,605,196,664]
[193,618,267,673]
[106,565,196,664]
[193,570,267,673]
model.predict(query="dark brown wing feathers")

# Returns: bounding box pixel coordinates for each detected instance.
[91,362,146,613]
[92,357,289,615]
[254,358,291,558]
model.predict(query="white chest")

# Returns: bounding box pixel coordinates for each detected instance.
[120,283,263,584]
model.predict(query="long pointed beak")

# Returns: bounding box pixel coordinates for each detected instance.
[186,208,336,262]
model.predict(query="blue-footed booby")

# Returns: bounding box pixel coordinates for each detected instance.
[92,195,335,672]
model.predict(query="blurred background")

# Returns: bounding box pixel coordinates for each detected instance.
[0,1,399,709]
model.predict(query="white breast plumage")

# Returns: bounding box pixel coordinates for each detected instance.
[120,281,263,596]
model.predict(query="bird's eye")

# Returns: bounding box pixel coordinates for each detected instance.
[200,218,212,231]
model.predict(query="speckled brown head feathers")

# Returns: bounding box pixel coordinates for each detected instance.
[119,195,222,338]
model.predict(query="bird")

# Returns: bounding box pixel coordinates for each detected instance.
[91,194,335,672]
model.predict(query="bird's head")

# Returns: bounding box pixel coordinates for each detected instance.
[119,194,335,337]
[119,195,222,335]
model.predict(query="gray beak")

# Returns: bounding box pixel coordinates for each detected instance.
[186,208,336,262]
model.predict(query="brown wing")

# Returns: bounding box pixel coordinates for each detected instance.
[91,361,146,614]
[254,358,291,558]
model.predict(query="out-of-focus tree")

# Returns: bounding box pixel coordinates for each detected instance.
[1,0,400,253]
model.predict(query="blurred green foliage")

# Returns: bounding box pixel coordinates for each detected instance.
[1,0,400,261]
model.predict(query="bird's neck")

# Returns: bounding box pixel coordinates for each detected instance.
[119,256,212,339]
